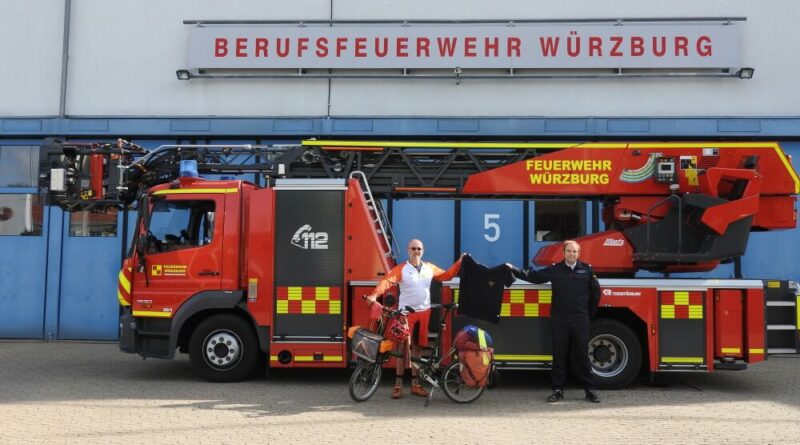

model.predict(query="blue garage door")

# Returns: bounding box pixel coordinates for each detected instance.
[0,195,47,338]
[57,208,126,340]
[0,144,47,338]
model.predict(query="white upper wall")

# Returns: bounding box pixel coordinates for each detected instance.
[2,0,798,117]
[0,0,64,116]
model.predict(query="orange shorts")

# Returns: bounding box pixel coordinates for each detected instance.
[406,309,430,347]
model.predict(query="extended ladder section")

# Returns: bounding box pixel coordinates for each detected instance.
[349,170,398,260]
[765,280,800,354]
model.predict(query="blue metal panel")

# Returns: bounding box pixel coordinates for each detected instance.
[0,211,48,338]
[69,119,110,132]
[57,211,122,340]
[460,200,523,267]
[43,207,63,340]
[391,199,455,268]
[7,117,800,138]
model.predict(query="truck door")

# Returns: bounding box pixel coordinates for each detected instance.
[131,193,224,318]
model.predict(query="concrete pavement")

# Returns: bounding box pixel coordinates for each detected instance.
[1,341,799,444]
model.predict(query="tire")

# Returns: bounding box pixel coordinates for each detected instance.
[189,314,260,382]
[348,359,382,402]
[588,319,642,389]
[441,361,485,403]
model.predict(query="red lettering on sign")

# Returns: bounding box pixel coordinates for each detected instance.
[255,38,268,57]
[375,37,389,57]
[215,38,228,57]
[416,37,430,57]
[336,37,348,57]
[354,37,367,57]
[539,36,559,57]
[674,36,688,56]
[610,36,623,56]
[297,37,309,57]
[464,37,477,57]
[484,37,499,57]
[396,37,409,57]
[508,37,521,57]
[588,36,602,56]
[315,37,329,57]
[437,37,457,57]
[630,36,644,56]
[652,36,666,57]
[566,31,580,57]
[236,38,247,58]
[697,35,712,57]
[276,38,290,58]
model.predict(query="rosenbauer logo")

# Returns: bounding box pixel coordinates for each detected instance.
[602,289,642,297]
[291,224,329,250]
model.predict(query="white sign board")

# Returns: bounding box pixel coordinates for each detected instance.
[188,23,740,70]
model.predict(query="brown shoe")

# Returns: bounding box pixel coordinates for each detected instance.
[410,384,429,397]
[391,384,403,399]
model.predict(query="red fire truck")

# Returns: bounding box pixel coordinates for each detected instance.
[40,139,800,388]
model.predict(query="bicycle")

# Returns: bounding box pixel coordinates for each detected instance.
[347,298,491,405]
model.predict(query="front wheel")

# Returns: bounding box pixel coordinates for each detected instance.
[589,319,642,389]
[349,360,382,402]
[189,314,260,382]
[441,361,485,403]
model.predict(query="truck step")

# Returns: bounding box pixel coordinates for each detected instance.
[714,362,747,371]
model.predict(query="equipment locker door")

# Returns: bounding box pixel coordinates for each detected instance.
[658,290,708,369]
[273,189,344,340]
[130,193,225,317]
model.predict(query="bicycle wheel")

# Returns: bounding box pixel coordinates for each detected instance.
[349,360,383,402]
[441,361,485,404]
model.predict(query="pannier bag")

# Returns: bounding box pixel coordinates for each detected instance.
[454,324,493,352]
[350,327,384,362]
[454,325,494,387]
[458,349,493,388]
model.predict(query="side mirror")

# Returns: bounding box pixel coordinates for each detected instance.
[383,293,396,307]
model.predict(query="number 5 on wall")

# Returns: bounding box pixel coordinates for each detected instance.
[484,213,500,242]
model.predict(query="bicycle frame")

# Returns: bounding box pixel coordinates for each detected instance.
[348,301,489,405]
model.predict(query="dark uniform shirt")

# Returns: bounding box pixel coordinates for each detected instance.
[458,254,515,324]
[513,261,601,320]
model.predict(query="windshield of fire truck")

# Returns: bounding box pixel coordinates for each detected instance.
[145,200,215,254]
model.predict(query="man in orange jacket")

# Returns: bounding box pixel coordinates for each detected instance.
[366,239,462,399]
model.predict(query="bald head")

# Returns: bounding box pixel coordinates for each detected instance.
[563,240,580,265]
[407,239,424,264]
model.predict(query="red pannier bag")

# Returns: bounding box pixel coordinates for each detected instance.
[458,349,493,388]
[454,329,483,351]
[453,326,494,388]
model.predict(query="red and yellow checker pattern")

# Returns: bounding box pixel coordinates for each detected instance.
[453,289,551,317]
[660,291,704,319]
[276,286,342,315]
[501,289,552,317]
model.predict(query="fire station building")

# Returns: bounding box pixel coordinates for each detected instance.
[1,1,798,340]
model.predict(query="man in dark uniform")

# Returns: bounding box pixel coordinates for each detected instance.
[511,240,602,403]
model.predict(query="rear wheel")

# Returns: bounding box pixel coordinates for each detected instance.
[349,360,382,402]
[441,362,485,403]
[189,314,260,382]
[589,319,642,389]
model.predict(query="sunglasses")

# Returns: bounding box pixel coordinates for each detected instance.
[408,247,423,251]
